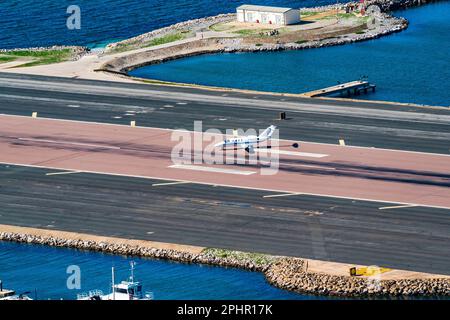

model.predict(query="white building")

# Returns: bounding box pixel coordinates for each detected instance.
[236,5,301,26]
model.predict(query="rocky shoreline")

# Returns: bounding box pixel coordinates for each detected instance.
[101,11,408,75]
[266,259,450,297]
[2,232,449,297]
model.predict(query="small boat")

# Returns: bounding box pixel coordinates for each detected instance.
[0,281,33,300]
[77,262,153,300]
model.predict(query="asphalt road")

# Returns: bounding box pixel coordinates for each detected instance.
[1,164,449,275]
[0,73,449,275]
[0,73,449,154]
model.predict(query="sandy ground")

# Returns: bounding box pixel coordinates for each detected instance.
[306,259,450,280]
[0,31,232,82]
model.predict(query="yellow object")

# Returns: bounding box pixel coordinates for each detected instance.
[350,266,391,276]
[130,120,136,127]
[32,112,38,118]
[339,139,346,146]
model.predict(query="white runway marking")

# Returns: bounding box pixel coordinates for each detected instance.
[169,164,256,175]
[379,204,419,210]
[257,149,328,158]
[3,113,449,158]
[1,160,449,210]
[18,138,121,150]
[263,193,302,198]
[46,171,81,176]
[152,181,191,187]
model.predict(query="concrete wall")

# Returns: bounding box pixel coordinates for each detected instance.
[285,9,301,25]
[237,9,286,25]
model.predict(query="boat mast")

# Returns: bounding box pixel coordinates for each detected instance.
[130,261,135,283]
[112,267,115,300]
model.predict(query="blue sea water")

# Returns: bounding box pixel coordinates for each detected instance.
[130,2,450,107]
[0,241,315,300]
[0,0,334,49]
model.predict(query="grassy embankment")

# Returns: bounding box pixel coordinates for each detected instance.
[0,49,73,67]
[106,31,189,54]
[203,248,278,267]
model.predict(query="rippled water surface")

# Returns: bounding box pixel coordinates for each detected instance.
[0,0,334,49]
[0,241,314,300]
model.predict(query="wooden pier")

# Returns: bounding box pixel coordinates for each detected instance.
[302,80,376,98]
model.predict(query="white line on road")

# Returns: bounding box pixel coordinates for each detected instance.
[18,138,121,150]
[262,149,328,158]
[46,171,81,176]
[2,114,449,158]
[379,204,419,210]
[152,181,191,187]
[169,164,256,175]
[1,161,449,210]
[263,193,303,198]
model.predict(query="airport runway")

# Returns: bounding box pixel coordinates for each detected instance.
[0,73,449,274]
[1,114,449,208]
[1,164,450,275]
[0,73,449,154]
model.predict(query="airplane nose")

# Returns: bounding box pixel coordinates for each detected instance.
[214,141,224,147]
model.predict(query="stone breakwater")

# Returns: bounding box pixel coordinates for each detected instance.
[102,13,407,75]
[1,232,449,297]
[106,13,236,53]
[367,0,442,12]
[266,258,450,297]
[222,14,408,52]
[0,232,270,272]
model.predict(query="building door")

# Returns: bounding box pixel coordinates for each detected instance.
[275,15,282,25]
[247,12,253,22]
[261,14,268,24]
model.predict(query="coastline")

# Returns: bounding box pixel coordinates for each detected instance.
[0,1,414,82]
[100,9,408,75]
[1,225,449,297]
[1,0,449,300]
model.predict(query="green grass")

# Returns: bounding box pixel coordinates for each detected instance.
[301,11,318,17]
[320,13,357,20]
[209,23,229,32]
[0,55,17,64]
[295,39,308,44]
[146,33,185,47]
[203,248,278,266]
[107,32,187,54]
[5,49,73,67]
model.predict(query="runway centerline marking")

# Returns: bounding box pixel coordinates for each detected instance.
[263,193,303,198]
[259,149,328,158]
[46,171,81,176]
[379,204,419,210]
[152,181,191,187]
[1,161,449,210]
[3,113,450,158]
[169,164,256,175]
[18,138,121,150]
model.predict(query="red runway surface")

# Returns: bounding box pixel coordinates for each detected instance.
[1,115,449,208]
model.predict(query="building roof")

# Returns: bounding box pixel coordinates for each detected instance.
[236,5,297,13]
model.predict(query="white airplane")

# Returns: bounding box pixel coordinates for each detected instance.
[214,125,277,154]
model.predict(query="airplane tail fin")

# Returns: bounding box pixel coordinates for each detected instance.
[258,125,276,141]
